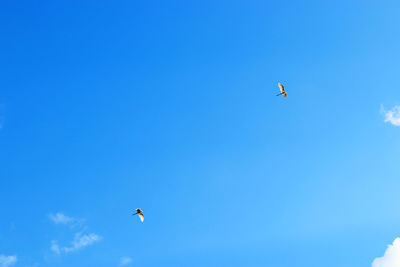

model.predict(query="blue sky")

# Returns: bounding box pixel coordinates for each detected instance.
[1,1,400,266]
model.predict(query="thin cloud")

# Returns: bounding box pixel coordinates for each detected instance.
[63,233,102,253]
[49,213,101,255]
[51,233,101,254]
[48,213,75,225]
[372,238,400,267]
[120,257,132,266]
[0,255,17,267]
[382,105,400,126]
[50,240,60,254]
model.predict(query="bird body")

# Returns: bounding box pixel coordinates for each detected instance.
[276,83,287,98]
[133,208,144,222]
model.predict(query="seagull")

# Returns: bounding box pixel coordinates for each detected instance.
[276,83,287,98]
[132,208,144,222]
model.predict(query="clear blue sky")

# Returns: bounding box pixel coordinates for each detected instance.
[1,1,400,266]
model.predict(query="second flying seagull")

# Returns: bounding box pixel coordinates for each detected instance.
[276,83,287,98]
[132,208,144,222]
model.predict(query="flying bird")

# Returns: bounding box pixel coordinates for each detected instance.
[132,208,144,222]
[276,83,287,98]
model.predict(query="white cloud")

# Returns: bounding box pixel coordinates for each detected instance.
[120,257,132,266]
[49,213,74,225]
[49,212,101,255]
[52,233,102,254]
[63,233,102,253]
[0,255,17,267]
[50,240,60,254]
[382,105,400,126]
[372,238,400,267]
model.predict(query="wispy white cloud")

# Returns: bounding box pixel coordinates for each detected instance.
[120,257,132,266]
[0,255,17,267]
[49,213,75,225]
[382,105,400,126]
[372,238,400,267]
[51,233,101,254]
[63,233,102,253]
[49,212,101,255]
[50,240,61,254]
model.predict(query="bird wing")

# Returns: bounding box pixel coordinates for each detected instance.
[138,214,144,222]
[278,83,285,93]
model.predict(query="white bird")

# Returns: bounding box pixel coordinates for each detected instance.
[132,208,144,222]
[276,83,287,98]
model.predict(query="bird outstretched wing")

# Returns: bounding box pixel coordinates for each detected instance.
[138,214,144,222]
[278,83,285,93]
